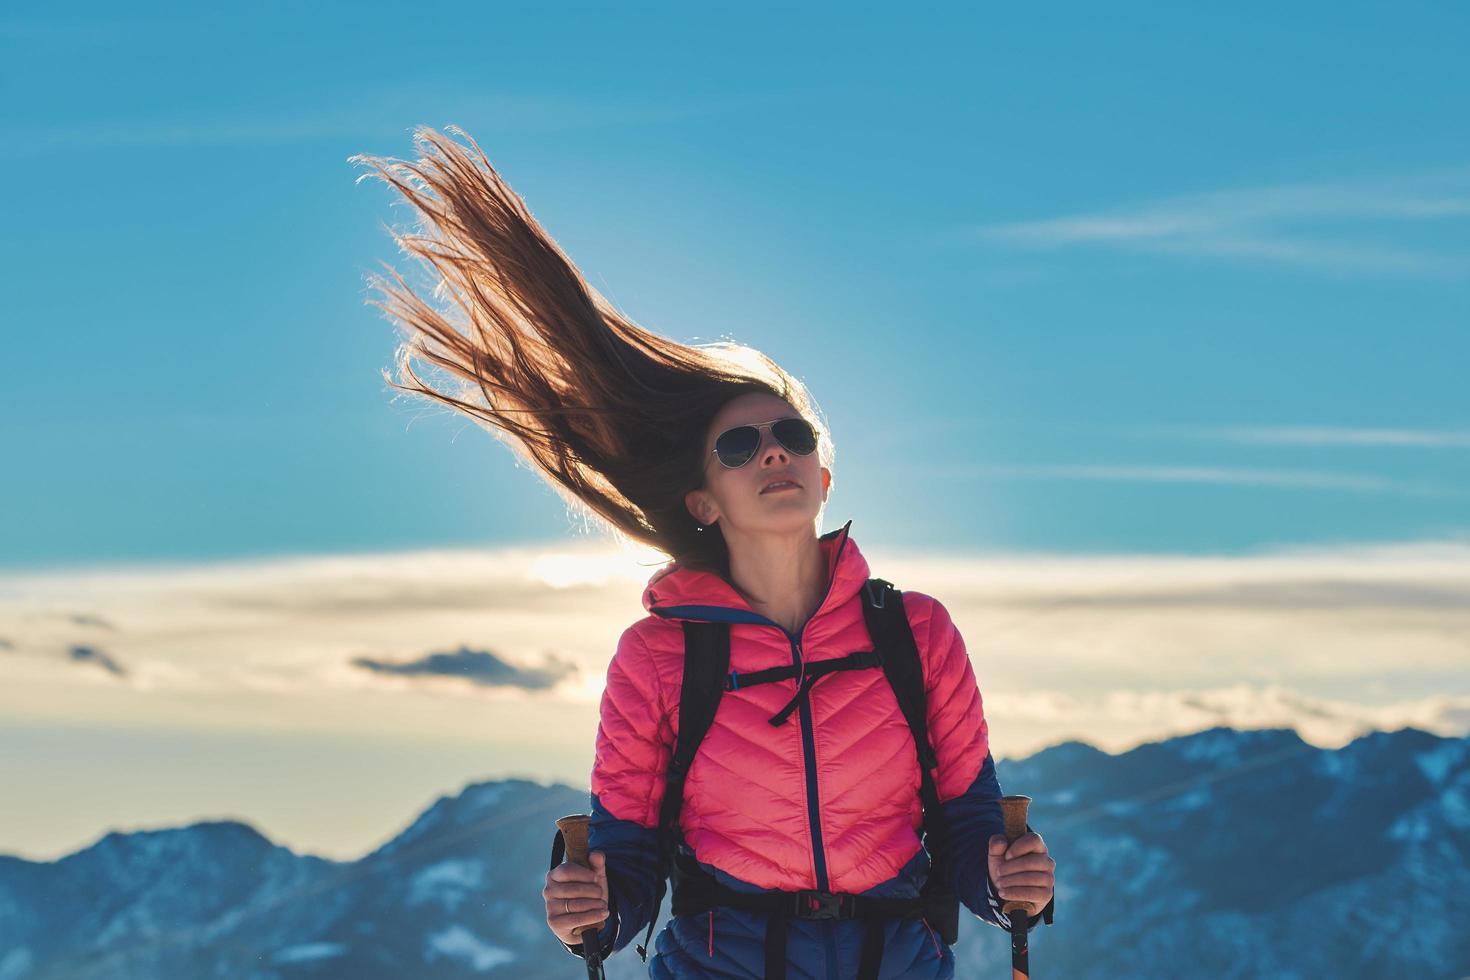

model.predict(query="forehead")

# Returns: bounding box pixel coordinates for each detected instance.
[709,392,798,433]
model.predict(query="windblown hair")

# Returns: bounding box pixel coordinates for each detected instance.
[348,125,834,575]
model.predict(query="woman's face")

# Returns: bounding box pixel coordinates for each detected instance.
[684,391,831,536]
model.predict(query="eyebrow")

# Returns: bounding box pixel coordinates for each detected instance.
[723,415,800,429]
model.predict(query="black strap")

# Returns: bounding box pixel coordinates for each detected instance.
[764,650,882,726]
[860,578,960,944]
[638,620,730,961]
[726,648,881,692]
[858,919,886,978]
[765,913,790,978]
[670,847,932,920]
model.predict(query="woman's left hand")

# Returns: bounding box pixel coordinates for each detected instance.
[987,832,1055,912]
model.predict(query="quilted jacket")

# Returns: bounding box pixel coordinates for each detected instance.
[567,518,1053,978]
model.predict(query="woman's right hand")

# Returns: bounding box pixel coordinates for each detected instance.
[544,849,610,947]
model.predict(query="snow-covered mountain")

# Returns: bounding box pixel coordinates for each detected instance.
[1,726,1466,979]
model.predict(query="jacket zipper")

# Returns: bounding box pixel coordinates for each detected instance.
[789,631,830,893]
[788,628,839,980]
[788,529,851,980]
[787,524,850,896]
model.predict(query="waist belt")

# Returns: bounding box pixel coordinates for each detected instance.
[669,848,956,980]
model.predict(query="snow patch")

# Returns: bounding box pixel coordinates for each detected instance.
[270,942,347,963]
[409,858,487,910]
[1168,786,1212,811]
[1414,741,1467,785]
[425,924,515,971]
[1388,808,1433,842]
[1442,776,1470,829]
[1315,747,1357,780]
[1175,730,1243,768]
[461,783,513,812]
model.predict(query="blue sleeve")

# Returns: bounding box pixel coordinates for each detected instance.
[560,791,665,960]
[941,750,1055,931]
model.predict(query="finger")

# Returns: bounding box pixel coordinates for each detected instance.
[994,883,1044,908]
[548,862,597,883]
[552,896,610,916]
[591,850,608,890]
[554,908,610,943]
[551,907,610,940]
[1003,832,1037,860]
[988,834,1007,856]
[566,907,609,931]
[998,887,1053,907]
[1004,832,1045,860]
[546,881,607,901]
[992,871,1055,892]
[997,853,1054,874]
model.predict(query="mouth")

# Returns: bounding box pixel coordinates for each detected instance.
[761,480,802,494]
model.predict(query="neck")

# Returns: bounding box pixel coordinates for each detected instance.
[724,528,828,635]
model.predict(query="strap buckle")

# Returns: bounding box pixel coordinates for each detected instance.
[793,890,850,920]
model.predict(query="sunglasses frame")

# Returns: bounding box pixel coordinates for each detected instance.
[708,416,820,469]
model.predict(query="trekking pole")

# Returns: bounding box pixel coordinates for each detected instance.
[999,795,1039,980]
[554,814,607,980]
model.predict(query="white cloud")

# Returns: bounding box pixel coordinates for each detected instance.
[967,166,1470,276]
[908,461,1462,498]
[1,529,1466,749]
[1132,423,1470,450]
[2,530,1468,858]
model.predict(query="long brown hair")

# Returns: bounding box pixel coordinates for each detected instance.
[348,125,834,575]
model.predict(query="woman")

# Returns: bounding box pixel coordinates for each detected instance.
[350,126,1055,978]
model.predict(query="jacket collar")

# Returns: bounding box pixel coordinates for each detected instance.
[641,518,867,632]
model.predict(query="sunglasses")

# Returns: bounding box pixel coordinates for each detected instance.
[709,417,820,469]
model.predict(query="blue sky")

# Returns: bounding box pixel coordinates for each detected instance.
[3,2,1466,568]
[2,4,1469,862]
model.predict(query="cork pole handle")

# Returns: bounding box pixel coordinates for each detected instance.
[556,814,607,944]
[998,795,1038,920]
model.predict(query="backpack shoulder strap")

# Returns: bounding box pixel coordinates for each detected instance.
[860,578,938,774]
[662,620,730,834]
[638,619,729,961]
[860,577,959,939]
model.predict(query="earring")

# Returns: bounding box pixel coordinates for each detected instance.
[695,524,705,532]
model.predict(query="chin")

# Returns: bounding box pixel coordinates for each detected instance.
[742,506,819,534]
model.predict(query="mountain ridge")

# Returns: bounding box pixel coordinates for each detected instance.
[1,725,1465,978]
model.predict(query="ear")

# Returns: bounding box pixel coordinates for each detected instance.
[820,467,832,501]
[685,487,718,525]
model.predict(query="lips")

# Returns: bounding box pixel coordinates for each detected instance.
[761,478,802,493]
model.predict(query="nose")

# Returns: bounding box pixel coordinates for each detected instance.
[757,427,789,464]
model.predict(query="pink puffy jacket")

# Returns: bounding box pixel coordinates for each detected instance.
[570,519,1052,978]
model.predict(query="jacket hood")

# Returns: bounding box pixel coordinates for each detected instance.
[641,518,868,628]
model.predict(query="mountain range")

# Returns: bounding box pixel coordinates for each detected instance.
[1,725,1466,978]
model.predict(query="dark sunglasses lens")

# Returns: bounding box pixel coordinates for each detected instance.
[714,426,760,467]
[773,418,818,455]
